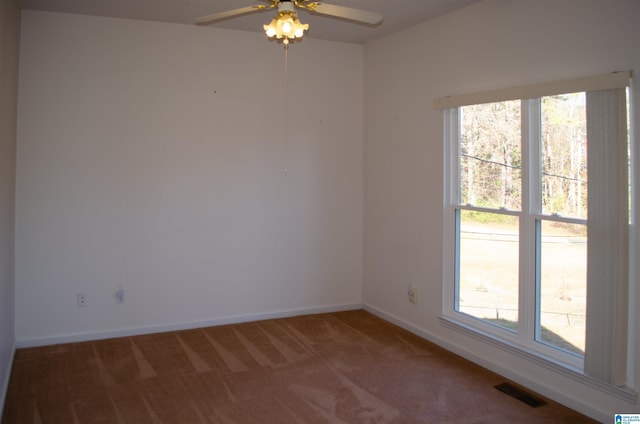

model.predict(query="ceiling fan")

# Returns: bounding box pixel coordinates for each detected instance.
[195,0,384,45]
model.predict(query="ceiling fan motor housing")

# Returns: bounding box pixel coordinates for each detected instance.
[278,1,296,14]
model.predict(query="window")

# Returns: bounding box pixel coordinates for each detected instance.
[438,72,634,387]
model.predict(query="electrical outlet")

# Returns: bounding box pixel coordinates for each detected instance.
[77,293,87,307]
[408,286,418,304]
[116,289,125,304]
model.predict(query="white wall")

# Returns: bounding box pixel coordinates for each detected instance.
[15,11,363,343]
[363,0,640,421]
[0,0,20,413]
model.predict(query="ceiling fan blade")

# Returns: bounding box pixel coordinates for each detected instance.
[304,3,383,26]
[195,5,271,26]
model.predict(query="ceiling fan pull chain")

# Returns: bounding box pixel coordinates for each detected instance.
[284,44,289,176]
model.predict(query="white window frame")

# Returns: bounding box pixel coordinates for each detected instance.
[439,72,637,398]
[443,100,585,370]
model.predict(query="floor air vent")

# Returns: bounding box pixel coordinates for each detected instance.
[494,383,547,408]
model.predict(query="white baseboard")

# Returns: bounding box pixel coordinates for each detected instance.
[16,302,363,348]
[362,303,610,423]
[0,338,16,420]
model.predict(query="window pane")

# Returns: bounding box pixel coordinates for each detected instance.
[457,210,519,331]
[460,101,521,210]
[538,220,586,356]
[541,93,587,218]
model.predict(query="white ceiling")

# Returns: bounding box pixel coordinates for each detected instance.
[19,0,483,44]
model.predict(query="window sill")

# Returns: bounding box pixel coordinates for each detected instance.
[439,315,637,404]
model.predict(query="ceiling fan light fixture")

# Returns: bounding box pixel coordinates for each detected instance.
[196,0,384,46]
[263,11,309,44]
[264,18,278,37]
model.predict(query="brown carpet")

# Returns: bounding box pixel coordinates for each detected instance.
[2,310,596,423]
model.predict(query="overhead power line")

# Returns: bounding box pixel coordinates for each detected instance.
[461,153,587,183]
